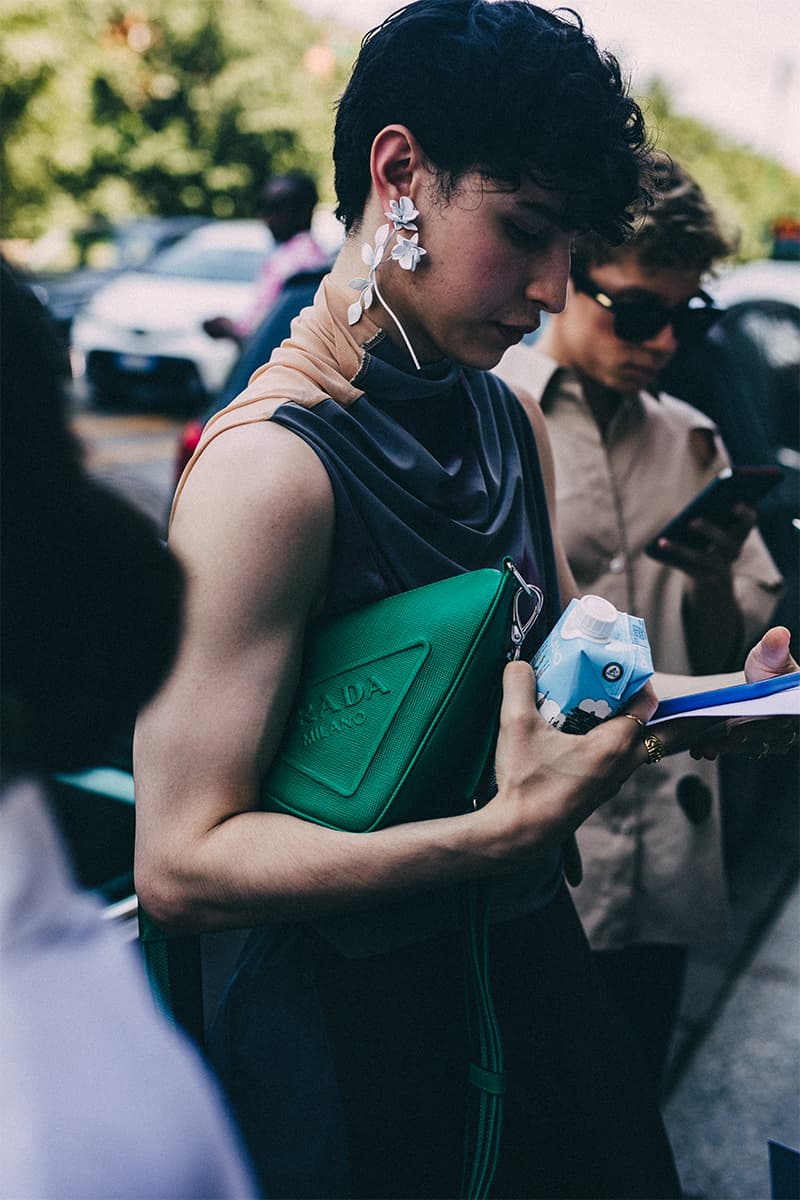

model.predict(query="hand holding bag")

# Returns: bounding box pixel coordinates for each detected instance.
[260,559,543,831]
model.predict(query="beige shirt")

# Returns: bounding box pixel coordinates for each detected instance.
[496,345,784,948]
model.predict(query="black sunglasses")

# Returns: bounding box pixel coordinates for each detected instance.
[571,267,725,344]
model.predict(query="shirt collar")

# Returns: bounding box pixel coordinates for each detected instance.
[353,329,463,404]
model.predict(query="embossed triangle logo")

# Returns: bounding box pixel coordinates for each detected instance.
[279,640,431,797]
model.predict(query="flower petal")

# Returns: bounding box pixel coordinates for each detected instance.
[390,234,427,271]
[363,284,373,309]
[374,222,391,248]
[385,199,418,230]
[349,277,369,291]
[347,300,363,325]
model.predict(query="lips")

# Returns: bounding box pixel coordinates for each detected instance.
[493,320,540,347]
[622,359,660,382]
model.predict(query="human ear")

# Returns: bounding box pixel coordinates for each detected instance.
[369,125,428,210]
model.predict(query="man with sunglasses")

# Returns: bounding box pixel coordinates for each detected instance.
[496,158,783,1092]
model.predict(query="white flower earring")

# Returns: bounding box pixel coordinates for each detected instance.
[348,195,427,370]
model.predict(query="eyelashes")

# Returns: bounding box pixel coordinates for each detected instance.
[504,220,547,248]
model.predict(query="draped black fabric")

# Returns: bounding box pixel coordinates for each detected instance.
[271,330,563,639]
[269,331,565,955]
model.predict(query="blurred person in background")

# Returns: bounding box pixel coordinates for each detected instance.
[203,170,330,346]
[0,259,255,1199]
[495,157,785,1090]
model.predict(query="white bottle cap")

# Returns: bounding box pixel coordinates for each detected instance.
[573,594,618,641]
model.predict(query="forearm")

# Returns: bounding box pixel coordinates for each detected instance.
[652,668,744,700]
[135,661,662,933]
[136,803,520,934]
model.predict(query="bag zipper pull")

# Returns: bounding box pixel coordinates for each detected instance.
[503,558,544,660]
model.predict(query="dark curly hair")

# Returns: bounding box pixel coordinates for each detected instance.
[571,155,739,276]
[333,0,651,241]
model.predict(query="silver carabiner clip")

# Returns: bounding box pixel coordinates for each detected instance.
[504,558,544,660]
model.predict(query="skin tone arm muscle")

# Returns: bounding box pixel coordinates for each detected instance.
[133,418,659,934]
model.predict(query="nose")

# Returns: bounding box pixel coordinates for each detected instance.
[642,320,678,356]
[524,234,571,314]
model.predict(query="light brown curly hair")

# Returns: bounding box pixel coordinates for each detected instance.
[572,155,738,277]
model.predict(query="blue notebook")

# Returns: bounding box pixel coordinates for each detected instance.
[653,670,800,722]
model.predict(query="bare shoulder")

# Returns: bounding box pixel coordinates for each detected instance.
[173,419,332,533]
[171,418,335,615]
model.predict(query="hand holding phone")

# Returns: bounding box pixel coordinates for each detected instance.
[645,466,783,565]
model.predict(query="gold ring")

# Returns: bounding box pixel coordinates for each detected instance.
[623,714,645,730]
[643,733,664,764]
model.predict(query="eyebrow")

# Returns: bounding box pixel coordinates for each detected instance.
[602,285,663,302]
[516,199,573,232]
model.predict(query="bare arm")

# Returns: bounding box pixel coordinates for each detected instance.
[133,419,659,933]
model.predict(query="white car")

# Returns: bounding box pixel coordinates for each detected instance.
[70,220,273,410]
[709,257,800,308]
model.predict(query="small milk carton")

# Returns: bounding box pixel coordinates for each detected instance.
[532,595,653,733]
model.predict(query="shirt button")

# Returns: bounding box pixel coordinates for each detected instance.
[609,554,626,574]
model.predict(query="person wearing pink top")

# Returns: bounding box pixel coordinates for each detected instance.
[203,171,330,346]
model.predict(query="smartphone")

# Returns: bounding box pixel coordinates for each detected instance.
[645,465,784,560]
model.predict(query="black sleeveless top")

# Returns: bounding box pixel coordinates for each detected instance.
[269,331,565,955]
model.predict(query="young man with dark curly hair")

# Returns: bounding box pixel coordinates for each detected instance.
[496,158,784,1088]
[135,5,795,1196]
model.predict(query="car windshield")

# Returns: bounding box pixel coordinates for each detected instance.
[146,241,267,282]
[27,223,190,275]
[114,228,180,269]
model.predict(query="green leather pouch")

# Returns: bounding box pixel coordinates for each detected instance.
[261,559,542,832]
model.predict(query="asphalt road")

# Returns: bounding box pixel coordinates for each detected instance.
[69,386,184,532]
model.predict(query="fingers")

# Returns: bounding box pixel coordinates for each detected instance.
[692,502,756,554]
[498,664,740,779]
[657,504,755,580]
[728,714,800,758]
[499,659,540,723]
[613,711,660,767]
[623,680,659,725]
[500,663,658,754]
[649,536,733,581]
[687,714,800,761]
[744,626,797,681]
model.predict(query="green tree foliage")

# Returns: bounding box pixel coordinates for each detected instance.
[1,0,355,238]
[639,79,800,261]
[2,9,797,260]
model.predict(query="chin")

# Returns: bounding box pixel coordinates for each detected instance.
[456,343,504,372]
[466,354,502,372]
